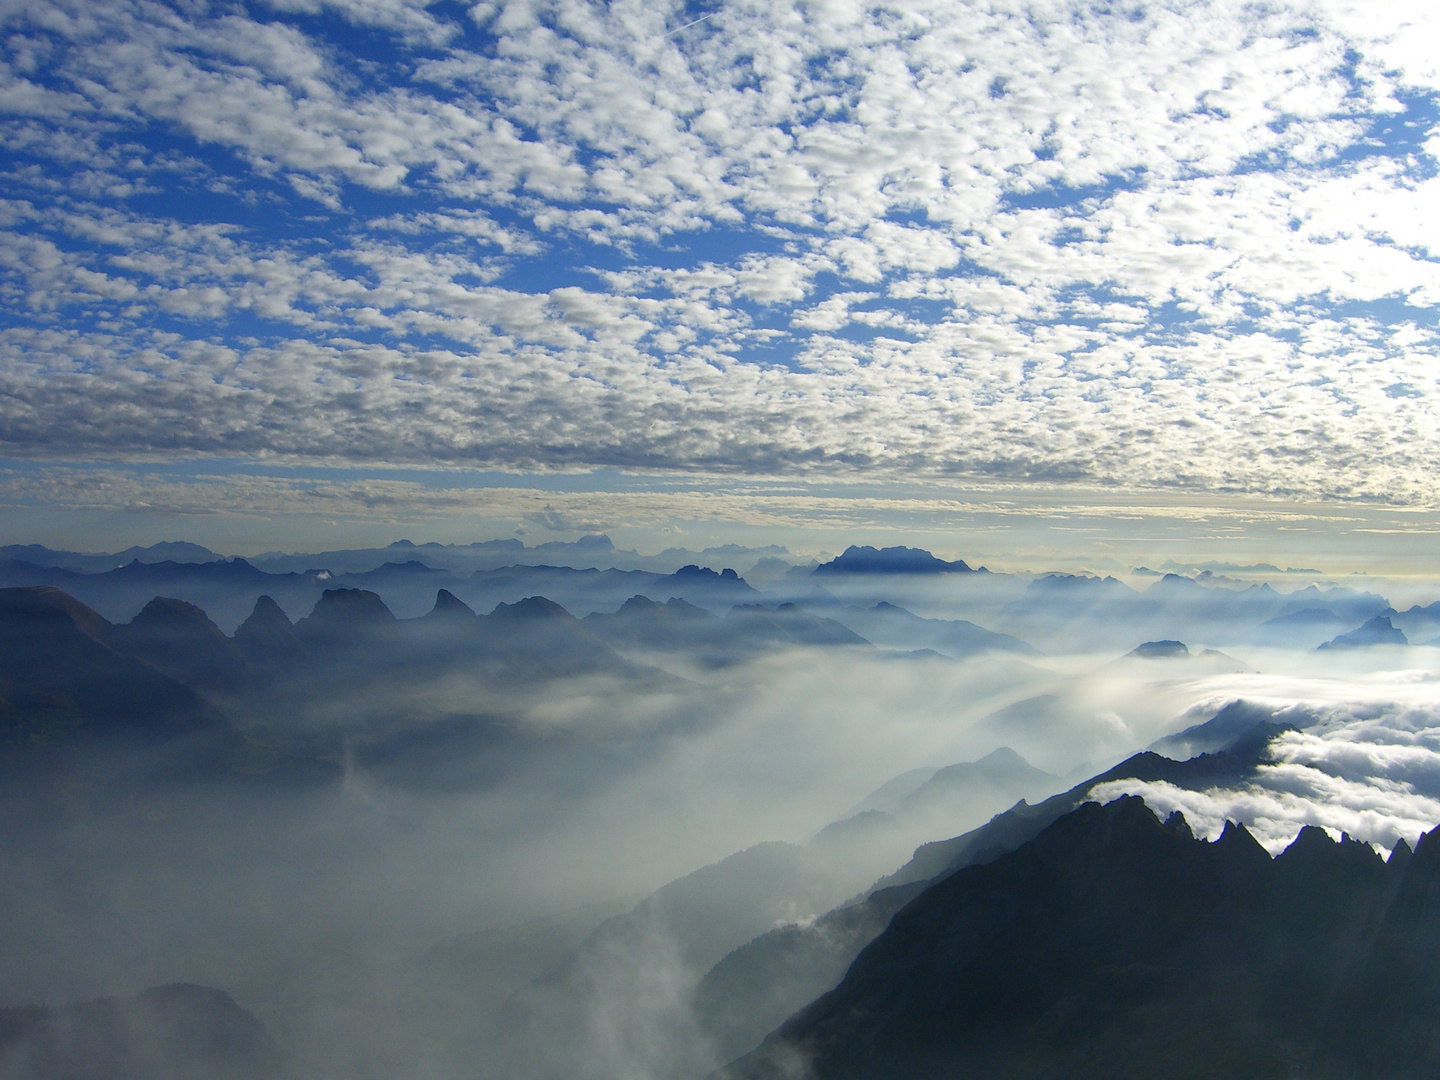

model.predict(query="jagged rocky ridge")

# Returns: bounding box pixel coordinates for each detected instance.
[721,795,1440,1080]
[691,730,1282,1065]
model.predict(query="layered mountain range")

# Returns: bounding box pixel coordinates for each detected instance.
[4,539,1439,1079]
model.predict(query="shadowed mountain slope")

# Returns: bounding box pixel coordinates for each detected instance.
[113,597,250,694]
[0,983,283,1080]
[1317,614,1409,650]
[723,796,1437,1080]
[0,587,238,770]
[694,729,1282,1065]
[829,601,1034,658]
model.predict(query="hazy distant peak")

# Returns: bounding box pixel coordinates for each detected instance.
[126,597,233,654]
[236,595,291,635]
[1145,573,1207,594]
[670,564,742,581]
[131,595,216,627]
[1027,571,1133,595]
[427,589,476,619]
[0,585,113,643]
[536,534,614,552]
[489,596,576,622]
[0,982,283,1080]
[1317,615,1409,650]
[974,746,1034,769]
[813,545,973,575]
[1128,639,1189,659]
[610,594,711,618]
[305,588,396,624]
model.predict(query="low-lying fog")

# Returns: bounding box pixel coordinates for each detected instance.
[3,561,1439,1079]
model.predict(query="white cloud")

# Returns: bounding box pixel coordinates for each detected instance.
[0,0,1438,502]
[1092,679,1440,852]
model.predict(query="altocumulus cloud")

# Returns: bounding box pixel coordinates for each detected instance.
[1,0,1439,498]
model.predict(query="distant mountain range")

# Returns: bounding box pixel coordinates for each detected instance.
[1,582,1041,790]
[812,546,979,575]
[0,540,1420,656]
[0,536,800,578]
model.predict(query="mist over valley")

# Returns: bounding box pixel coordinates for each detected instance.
[3,539,1439,1078]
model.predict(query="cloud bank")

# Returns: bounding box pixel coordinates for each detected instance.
[2,0,1439,501]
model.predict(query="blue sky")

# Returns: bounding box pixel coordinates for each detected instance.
[2,0,1439,566]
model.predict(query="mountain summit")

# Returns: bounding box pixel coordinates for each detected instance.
[813,546,976,576]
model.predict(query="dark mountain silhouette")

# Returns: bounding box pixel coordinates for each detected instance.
[1127,639,1188,658]
[0,557,324,631]
[461,564,664,617]
[112,596,250,693]
[424,588,477,621]
[0,982,283,1080]
[1149,699,1307,760]
[721,796,1440,1080]
[0,587,238,771]
[298,586,397,631]
[694,734,1279,1064]
[651,565,760,610]
[0,583,676,789]
[1317,614,1409,650]
[328,560,465,618]
[287,588,402,681]
[813,546,975,576]
[233,595,306,671]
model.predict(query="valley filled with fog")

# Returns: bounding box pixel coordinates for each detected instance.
[3,539,1439,1079]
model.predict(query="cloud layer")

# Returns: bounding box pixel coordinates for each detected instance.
[1094,670,1440,852]
[2,0,1439,499]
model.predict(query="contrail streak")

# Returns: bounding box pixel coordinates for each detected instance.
[665,10,718,36]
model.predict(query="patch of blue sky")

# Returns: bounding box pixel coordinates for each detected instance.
[859,293,951,318]
[1233,81,1439,180]
[1293,292,1440,334]
[998,172,1145,213]
[634,224,799,271]
[235,0,455,69]
[809,324,922,347]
